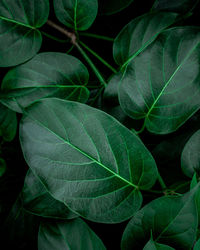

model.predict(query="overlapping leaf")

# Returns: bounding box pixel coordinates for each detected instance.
[0,102,17,141]
[98,0,134,15]
[0,52,89,113]
[53,0,98,31]
[22,170,78,219]
[38,218,106,250]
[121,185,199,250]
[0,0,49,67]
[119,27,200,134]
[20,98,158,223]
[143,238,175,250]
[113,12,177,67]
[181,130,200,178]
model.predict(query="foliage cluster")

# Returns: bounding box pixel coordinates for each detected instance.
[0,0,200,249]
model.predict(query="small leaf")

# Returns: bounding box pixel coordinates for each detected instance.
[121,186,199,250]
[194,238,200,250]
[20,98,158,223]
[113,12,177,67]
[22,170,78,219]
[53,0,98,31]
[0,103,17,141]
[38,218,106,250]
[181,130,200,178]
[0,0,49,67]
[98,0,134,15]
[143,238,175,250]
[1,52,89,113]
[119,26,200,134]
[0,158,6,177]
[152,0,199,14]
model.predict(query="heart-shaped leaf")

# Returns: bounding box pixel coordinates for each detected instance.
[0,103,17,141]
[53,0,98,31]
[113,12,177,67]
[22,170,78,219]
[121,185,199,250]
[0,0,49,67]
[0,52,89,113]
[38,218,106,250]
[19,98,158,223]
[98,0,134,15]
[152,0,200,14]
[181,130,200,178]
[119,26,200,134]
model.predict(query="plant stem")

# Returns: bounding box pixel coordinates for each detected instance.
[135,121,146,135]
[79,32,115,42]
[79,41,117,74]
[41,31,69,43]
[75,43,107,87]
[157,172,167,189]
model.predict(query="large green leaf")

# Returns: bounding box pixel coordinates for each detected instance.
[152,0,200,14]
[113,12,177,67]
[181,130,200,178]
[19,98,158,223]
[98,0,134,15]
[0,52,89,113]
[0,102,17,141]
[121,186,199,250]
[143,238,175,250]
[38,218,106,250]
[53,0,98,31]
[194,238,200,250]
[22,170,78,219]
[119,27,200,134]
[0,0,49,67]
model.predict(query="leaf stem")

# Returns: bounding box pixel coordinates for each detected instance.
[79,41,117,74]
[79,32,115,42]
[41,31,69,43]
[135,121,146,135]
[75,43,107,87]
[157,172,167,189]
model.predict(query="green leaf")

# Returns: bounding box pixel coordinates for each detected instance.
[190,173,200,225]
[121,185,199,250]
[0,52,90,113]
[0,158,6,177]
[22,170,78,219]
[181,130,200,178]
[98,0,134,15]
[152,0,200,14]
[194,238,200,250]
[0,102,17,141]
[38,218,106,250]
[113,12,177,67]
[0,0,49,67]
[53,0,98,31]
[143,238,175,250]
[19,98,158,223]
[119,26,200,134]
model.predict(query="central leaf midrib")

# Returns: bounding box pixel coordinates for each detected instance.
[0,15,35,29]
[145,40,200,120]
[26,111,137,189]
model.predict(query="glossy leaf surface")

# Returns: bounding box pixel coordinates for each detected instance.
[1,52,89,113]
[38,218,106,250]
[0,103,17,141]
[119,27,200,134]
[121,186,199,250]
[53,0,98,31]
[98,0,134,15]
[181,130,200,178]
[20,98,158,223]
[113,12,177,67]
[0,0,49,67]
[152,0,200,14]
[22,170,78,219]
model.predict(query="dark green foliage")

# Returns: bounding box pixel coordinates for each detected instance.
[0,0,200,249]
